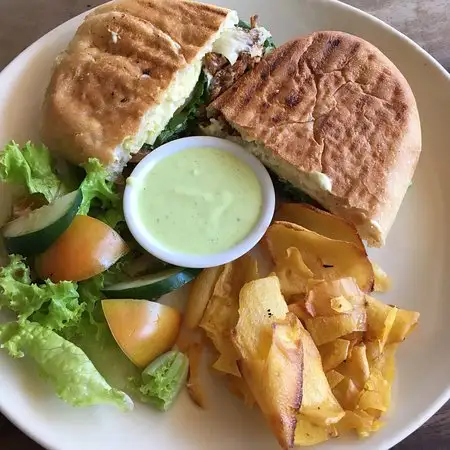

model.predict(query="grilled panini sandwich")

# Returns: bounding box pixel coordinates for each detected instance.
[206,31,421,247]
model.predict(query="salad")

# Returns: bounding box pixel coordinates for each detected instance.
[0,141,194,411]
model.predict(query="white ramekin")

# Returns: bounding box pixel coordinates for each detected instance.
[123,136,275,268]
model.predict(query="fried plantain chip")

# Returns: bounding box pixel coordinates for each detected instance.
[305,309,367,346]
[299,319,345,428]
[326,370,345,389]
[319,339,350,372]
[387,308,420,344]
[275,203,364,249]
[365,296,398,351]
[336,343,370,390]
[265,222,374,292]
[294,415,332,446]
[226,375,255,407]
[186,342,207,409]
[275,247,314,300]
[199,254,259,376]
[232,277,301,449]
[332,377,361,411]
[185,266,224,329]
[305,278,365,317]
[371,262,392,292]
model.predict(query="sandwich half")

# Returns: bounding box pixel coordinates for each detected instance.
[41,0,271,175]
[205,31,422,247]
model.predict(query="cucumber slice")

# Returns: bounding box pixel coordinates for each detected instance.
[2,190,82,256]
[103,267,201,300]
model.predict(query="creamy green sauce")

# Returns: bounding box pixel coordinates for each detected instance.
[136,147,263,255]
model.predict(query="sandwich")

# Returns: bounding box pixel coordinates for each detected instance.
[41,0,273,175]
[205,31,422,247]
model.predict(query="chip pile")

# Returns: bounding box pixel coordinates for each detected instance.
[183,203,419,449]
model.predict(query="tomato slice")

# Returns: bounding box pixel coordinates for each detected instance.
[102,299,182,368]
[35,215,128,282]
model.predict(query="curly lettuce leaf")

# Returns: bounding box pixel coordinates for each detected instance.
[139,351,189,411]
[78,158,124,228]
[0,141,67,203]
[0,255,83,331]
[0,321,133,410]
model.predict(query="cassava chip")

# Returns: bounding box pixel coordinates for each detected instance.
[265,222,374,292]
[275,203,364,249]
[319,339,350,372]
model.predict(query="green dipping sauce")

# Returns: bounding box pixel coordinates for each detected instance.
[136,147,263,255]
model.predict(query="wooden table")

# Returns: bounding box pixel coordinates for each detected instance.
[0,0,449,449]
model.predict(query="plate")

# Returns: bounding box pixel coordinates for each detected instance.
[1,1,449,449]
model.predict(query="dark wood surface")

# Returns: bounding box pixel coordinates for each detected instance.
[0,0,449,449]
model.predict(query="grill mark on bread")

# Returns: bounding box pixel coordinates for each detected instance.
[208,30,421,247]
[42,0,232,170]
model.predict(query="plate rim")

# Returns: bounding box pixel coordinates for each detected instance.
[0,1,449,449]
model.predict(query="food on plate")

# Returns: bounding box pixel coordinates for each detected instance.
[184,206,419,447]
[199,254,258,376]
[265,221,374,294]
[127,146,263,255]
[226,374,255,407]
[42,0,273,175]
[0,321,133,410]
[232,276,303,449]
[138,350,189,411]
[185,265,224,329]
[2,189,82,256]
[102,299,181,368]
[275,203,364,249]
[387,308,420,344]
[185,342,206,408]
[0,0,423,443]
[35,215,129,282]
[205,31,421,247]
[274,246,314,300]
[0,0,275,415]
[372,261,392,292]
[102,266,200,300]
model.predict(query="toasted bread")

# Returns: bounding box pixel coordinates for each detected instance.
[207,31,421,247]
[42,0,237,174]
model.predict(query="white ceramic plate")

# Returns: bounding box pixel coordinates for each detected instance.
[1,1,449,449]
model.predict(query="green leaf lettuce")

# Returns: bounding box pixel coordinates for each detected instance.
[0,255,83,331]
[0,141,67,203]
[0,321,133,410]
